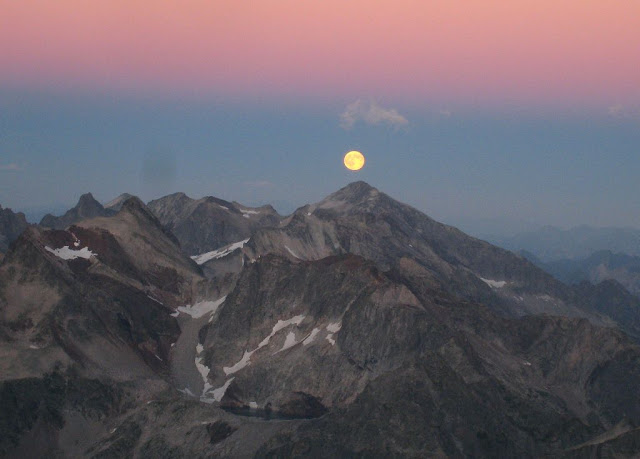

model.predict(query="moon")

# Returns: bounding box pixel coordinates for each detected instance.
[343,150,365,171]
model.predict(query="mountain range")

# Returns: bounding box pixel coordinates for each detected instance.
[521,250,640,300]
[487,225,640,262]
[1,182,640,457]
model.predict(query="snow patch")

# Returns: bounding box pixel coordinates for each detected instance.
[480,277,507,288]
[279,331,299,352]
[223,315,305,375]
[224,350,253,375]
[170,311,179,318]
[218,205,229,211]
[210,378,234,402]
[249,401,258,409]
[285,245,299,259]
[195,354,210,385]
[147,295,163,305]
[176,296,226,319]
[241,209,259,215]
[191,239,249,265]
[325,322,341,346]
[303,328,320,346]
[45,245,96,260]
[178,387,196,397]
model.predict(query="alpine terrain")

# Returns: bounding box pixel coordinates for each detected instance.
[1,182,639,458]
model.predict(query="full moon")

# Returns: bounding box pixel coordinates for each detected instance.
[344,150,365,171]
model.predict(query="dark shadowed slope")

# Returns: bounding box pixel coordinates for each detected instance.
[148,192,281,256]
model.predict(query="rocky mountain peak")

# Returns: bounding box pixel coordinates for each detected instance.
[40,192,114,229]
[76,192,100,208]
[104,192,134,212]
[118,196,181,247]
[327,181,378,203]
[0,204,29,253]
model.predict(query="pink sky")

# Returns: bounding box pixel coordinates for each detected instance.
[1,1,639,105]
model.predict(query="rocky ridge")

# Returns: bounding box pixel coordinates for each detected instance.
[1,182,639,457]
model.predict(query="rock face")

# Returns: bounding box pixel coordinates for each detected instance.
[576,279,640,342]
[2,181,640,457]
[0,204,28,253]
[245,182,611,324]
[40,193,115,229]
[147,192,281,256]
[196,252,640,457]
[0,198,211,457]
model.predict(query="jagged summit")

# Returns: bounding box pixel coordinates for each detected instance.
[104,192,134,211]
[76,192,100,207]
[39,192,114,229]
[332,180,377,199]
[147,192,281,255]
[321,181,378,203]
[0,204,28,253]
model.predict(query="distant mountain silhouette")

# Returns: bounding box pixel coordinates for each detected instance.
[39,193,115,229]
[488,225,640,261]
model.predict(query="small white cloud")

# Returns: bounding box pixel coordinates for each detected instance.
[439,109,453,118]
[0,163,22,171]
[340,99,409,130]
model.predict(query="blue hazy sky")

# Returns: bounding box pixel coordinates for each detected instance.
[1,89,639,235]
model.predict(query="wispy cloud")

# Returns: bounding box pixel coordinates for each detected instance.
[340,99,409,130]
[0,163,22,171]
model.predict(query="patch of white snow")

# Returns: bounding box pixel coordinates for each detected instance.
[279,331,299,352]
[178,387,196,397]
[223,315,306,375]
[191,240,249,265]
[176,296,226,319]
[326,334,336,346]
[284,245,299,259]
[45,245,96,260]
[480,277,507,288]
[223,350,254,375]
[147,295,163,305]
[249,401,258,409]
[326,322,342,333]
[303,328,320,346]
[210,378,234,402]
